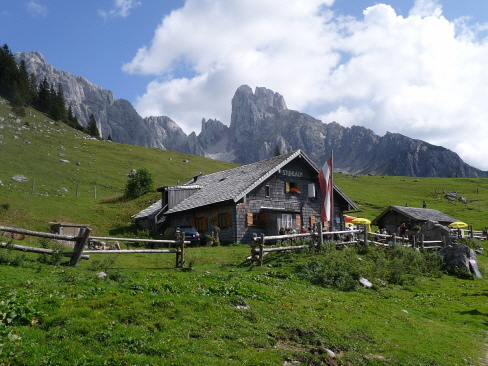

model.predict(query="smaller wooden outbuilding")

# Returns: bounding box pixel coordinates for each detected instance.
[372,205,458,234]
[50,222,89,246]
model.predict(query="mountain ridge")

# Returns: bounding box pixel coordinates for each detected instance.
[14,51,487,178]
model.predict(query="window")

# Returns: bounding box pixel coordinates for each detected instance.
[307,183,316,198]
[285,182,301,194]
[246,212,269,227]
[265,184,270,197]
[191,217,208,231]
[282,213,293,229]
[218,213,232,229]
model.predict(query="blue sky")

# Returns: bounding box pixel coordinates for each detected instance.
[2,0,488,170]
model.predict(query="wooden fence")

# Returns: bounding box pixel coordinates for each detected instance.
[367,232,445,250]
[249,224,457,266]
[249,223,366,266]
[0,225,188,267]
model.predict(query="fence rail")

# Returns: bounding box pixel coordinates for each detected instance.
[249,224,368,265]
[248,223,463,265]
[0,225,187,267]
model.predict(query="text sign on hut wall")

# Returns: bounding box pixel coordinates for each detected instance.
[282,169,304,178]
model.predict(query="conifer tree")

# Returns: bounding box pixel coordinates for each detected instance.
[87,113,100,138]
[0,44,19,99]
[36,77,50,113]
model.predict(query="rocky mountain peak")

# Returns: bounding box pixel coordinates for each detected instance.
[12,52,488,178]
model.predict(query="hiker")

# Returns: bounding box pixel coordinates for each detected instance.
[398,223,408,238]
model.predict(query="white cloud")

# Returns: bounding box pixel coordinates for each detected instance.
[124,0,488,170]
[99,0,141,20]
[26,0,47,18]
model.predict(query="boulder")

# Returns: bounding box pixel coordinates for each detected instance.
[439,245,482,278]
[421,220,455,246]
[12,175,29,182]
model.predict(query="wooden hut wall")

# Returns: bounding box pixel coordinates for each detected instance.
[377,211,409,233]
[166,188,200,210]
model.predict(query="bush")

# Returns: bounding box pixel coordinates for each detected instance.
[296,245,443,291]
[297,250,361,291]
[124,168,153,199]
[37,238,65,265]
[458,237,483,250]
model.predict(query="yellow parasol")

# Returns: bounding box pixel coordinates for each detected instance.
[351,218,371,225]
[448,222,468,228]
[351,218,371,232]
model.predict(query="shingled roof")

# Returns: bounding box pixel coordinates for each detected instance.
[164,150,306,214]
[132,199,162,219]
[372,205,458,225]
[162,149,357,215]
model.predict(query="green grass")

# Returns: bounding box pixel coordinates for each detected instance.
[1,99,488,365]
[0,244,487,365]
[335,174,488,230]
[0,98,237,234]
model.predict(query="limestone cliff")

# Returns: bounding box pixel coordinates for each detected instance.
[14,51,488,178]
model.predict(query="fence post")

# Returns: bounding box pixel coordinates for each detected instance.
[69,227,91,267]
[470,226,474,239]
[420,233,424,250]
[251,233,258,262]
[317,222,323,248]
[363,225,368,245]
[259,234,265,266]
[392,233,397,246]
[176,233,185,267]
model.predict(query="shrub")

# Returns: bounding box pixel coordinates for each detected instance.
[37,238,65,265]
[124,168,154,199]
[458,237,483,250]
[297,250,361,291]
[296,245,443,291]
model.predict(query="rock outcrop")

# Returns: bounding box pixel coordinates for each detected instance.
[14,51,488,178]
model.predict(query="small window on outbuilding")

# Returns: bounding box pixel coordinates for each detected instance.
[265,184,270,197]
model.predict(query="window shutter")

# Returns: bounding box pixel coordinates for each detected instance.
[247,212,253,226]
[191,219,196,227]
[262,213,269,226]
[309,216,315,226]
[285,182,290,193]
[295,215,301,230]
[202,217,208,231]
[225,212,232,228]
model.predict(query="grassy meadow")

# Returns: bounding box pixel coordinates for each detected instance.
[335,174,488,230]
[0,99,487,365]
[0,98,237,235]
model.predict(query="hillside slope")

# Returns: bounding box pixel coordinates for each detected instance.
[0,98,237,234]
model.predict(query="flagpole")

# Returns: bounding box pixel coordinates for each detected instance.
[330,149,334,232]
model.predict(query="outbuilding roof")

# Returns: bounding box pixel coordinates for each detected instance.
[131,199,163,219]
[372,205,458,225]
